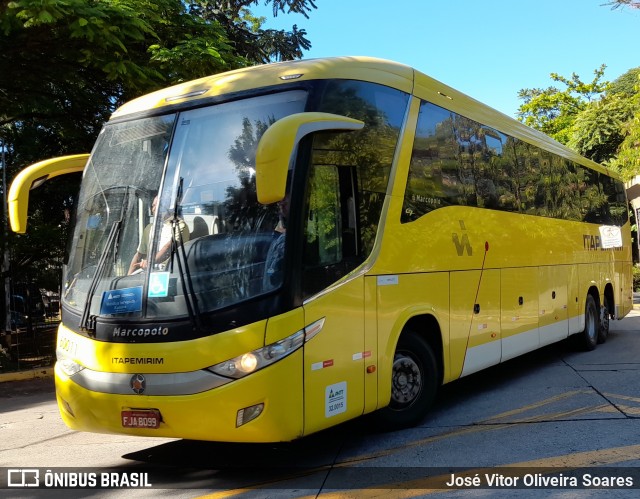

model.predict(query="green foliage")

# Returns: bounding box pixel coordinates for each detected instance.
[633,264,640,291]
[609,67,640,96]
[186,1,312,64]
[610,81,640,181]
[0,0,316,296]
[568,94,635,164]
[517,64,640,184]
[517,65,609,144]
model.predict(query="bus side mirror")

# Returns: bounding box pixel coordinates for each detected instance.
[8,153,89,233]
[255,112,364,204]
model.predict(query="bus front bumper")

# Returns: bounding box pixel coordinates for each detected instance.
[54,350,304,443]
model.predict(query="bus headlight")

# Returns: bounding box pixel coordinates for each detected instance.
[208,330,305,379]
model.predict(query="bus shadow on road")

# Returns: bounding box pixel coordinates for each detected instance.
[120,421,366,490]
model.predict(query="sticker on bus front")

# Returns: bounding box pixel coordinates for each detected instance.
[325,381,347,418]
[100,286,143,315]
[148,272,170,297]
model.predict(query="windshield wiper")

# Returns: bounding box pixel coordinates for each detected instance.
[79,188,131,333]
[79,219,122,333]
[167,178,202,332]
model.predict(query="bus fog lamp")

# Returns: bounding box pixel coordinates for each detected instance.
[61,398,75,417]
[236,403,264,427]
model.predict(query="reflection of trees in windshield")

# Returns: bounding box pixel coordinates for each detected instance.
[170,97,303,317]
[63,115,175,314]
[403,101,627,226]
[311,82,408,256]
[223,116,278,231]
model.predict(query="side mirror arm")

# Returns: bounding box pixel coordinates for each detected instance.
[255,112,364,204]
[8,154,89,233]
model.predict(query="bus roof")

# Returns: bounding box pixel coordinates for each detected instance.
[111,56,415,119]
[111,56,616,179]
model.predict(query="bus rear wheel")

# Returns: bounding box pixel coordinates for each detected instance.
[376,332,438,429]
[598,295,611,344]
[578,295,599,351]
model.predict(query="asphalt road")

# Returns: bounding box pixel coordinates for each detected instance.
[3,310,640,498]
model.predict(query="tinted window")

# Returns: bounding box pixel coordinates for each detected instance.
[402,100,628,226]
[301,81,409,298]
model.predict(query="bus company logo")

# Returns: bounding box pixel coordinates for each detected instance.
[130,374,146,394]
[112,325,170,338]
[452,220,473,256]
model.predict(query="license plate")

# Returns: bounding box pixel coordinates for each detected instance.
[121,409,161,429]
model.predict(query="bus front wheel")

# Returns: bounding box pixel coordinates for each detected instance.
[376,332,438,429]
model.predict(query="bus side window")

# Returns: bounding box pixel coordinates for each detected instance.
[302,163,367,299]
[303,165,342,267]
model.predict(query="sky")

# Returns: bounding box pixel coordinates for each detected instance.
[255,0,640,118]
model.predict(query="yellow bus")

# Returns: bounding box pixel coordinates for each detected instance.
[9,57,633,442]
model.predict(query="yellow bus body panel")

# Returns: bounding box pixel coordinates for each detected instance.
[375,272,450,402]
[302,277,366,435]
[57,320,268,374]
[55,322,304,442]
[371,199,633,383]
[112,57,414,119]
[55,351,304,443]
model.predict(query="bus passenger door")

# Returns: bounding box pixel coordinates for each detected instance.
[300,164,366,436]
[539,266,568,346]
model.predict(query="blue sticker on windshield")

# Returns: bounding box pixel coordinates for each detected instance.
[148,272,170,298]
[100,286,143,315]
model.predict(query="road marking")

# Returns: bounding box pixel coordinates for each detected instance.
[195,390,639,498]
[295,443,640,499]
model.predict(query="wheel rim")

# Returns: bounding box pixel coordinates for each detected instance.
[390,352,422,408]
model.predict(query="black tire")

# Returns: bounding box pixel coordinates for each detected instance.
[578,295,599,351]
[598,295,611,344]
[375,332,439,429]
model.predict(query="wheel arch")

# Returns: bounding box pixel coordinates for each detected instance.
[603,282,615,315]
[374,312,444,428]
[588,284,600,308]
[399,314,444,388]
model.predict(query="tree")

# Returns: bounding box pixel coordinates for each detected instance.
[0,0,317,308]
[1,0,316,130]
[609,67,640,96]
[187,1,315,64]
[567,94,634,164]
[607,0,640,9]
[610,75,640,181]
[563,68,640,174]
[517,65,609,144]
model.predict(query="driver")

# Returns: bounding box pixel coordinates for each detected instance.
[128,196,190,274]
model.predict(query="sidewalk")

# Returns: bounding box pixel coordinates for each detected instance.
[0,366,54,383]
[1,322,57,383]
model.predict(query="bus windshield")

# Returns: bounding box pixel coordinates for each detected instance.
[63,90,307,324]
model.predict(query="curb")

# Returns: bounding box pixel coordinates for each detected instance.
[0,366,54,383]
